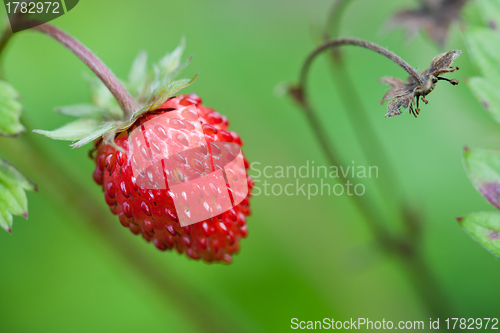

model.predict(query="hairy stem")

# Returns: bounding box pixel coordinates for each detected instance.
[300,38,424,89]
[13,20,138,118]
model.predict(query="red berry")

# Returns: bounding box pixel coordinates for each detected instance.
[92,94,253,263]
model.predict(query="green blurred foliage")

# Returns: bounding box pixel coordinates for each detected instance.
[459,0,500,257]
[0,0,500,332]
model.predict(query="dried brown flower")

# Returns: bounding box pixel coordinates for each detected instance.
[380,50,461,118]
[387,0,469,46]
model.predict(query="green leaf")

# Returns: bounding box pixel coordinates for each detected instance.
[463,148,500,210]
[144,39,191,103]
[0,80,25,137]
[33,118,102,141]
[464,3,500,123]
[459,211,500,256]
[149,57,192,98]
[467,76,500,123]
[128,51,148,98]
[462,5,500,257]
[0,158,37,233]
[464,27,500,78]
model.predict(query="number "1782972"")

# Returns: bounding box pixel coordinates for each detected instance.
[6,2,60,14]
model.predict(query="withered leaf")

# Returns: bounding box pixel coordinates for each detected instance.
[380,50,461,118]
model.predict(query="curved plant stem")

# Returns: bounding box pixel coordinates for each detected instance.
[12,19,138,118]
[300,38,424,88]
[289,37,452,324]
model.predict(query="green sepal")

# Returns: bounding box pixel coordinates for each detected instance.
[0,158,37,233]
[71,122,117,148]
[0,80,25,137]
[34,39,196,147]
[463,148,500,205]
[33,118,103,141]
[140,74,197,115]
[127,51,148,100]
[86,76,124,120]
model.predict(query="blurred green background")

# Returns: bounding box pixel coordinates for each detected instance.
[1,0,499,332]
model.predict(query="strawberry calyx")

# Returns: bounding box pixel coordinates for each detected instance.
[34,39,197,149]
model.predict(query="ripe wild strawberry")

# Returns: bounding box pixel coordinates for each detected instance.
[35,41,252,263]
[92,94,252,263]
